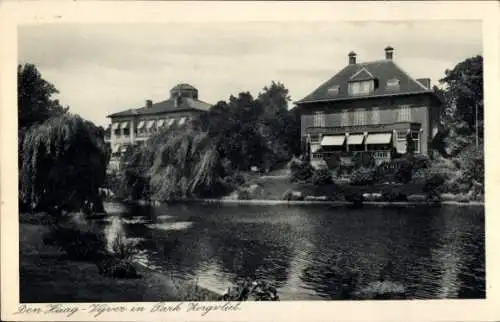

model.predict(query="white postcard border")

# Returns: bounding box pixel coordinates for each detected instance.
[1,1,499,321]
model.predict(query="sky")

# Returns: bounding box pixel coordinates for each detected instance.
[18,21,482,127]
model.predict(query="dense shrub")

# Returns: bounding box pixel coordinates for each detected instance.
[44,225,107,261]
[410,168,427,185]
[422,171,447,201]
[232,172,247,186]
[350,167,376,185]
[96,256,139,279]
[414,145,483,201]
[282,189,304,201]
[20,212,58,225]
[110,233,137,259]
[312,169,333,185]
[381,191,408,202]
[235,184,265,200]
[344,191,364,206]
[393,158,413,184]
[352,152,375,168]
[289,158,314,183]
[221,172,247,192]
[454,144,484,198]
[411,154,431,170]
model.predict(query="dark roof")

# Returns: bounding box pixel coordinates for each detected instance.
[107,97,212,118]
[297,59,432,104]
[170,83,197,91]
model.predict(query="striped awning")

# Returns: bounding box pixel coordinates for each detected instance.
[366,132,392,145]
[347,134,365,145]
[120,121,129,129]
[166,119,175,127]
[321,135,345,146]
[146,120,156,129]
[178,117,186,126]
[157,119,165,128]
[112,123,120,130]
[137,121,145,129]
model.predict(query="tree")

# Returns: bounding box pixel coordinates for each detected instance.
[257,81,290,119]
[195,81,300,172]
[438,55,483,140]
[432,55,483,157]
[20,114,109,215]
[18,63,68,131]
[119,127,228,201]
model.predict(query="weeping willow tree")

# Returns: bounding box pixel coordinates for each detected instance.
[20,113,109,214]
[120,126,227,202]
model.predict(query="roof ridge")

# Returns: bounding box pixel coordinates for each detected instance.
[359,59,391,65]
[349,67,375,80]
[297,64,353,103]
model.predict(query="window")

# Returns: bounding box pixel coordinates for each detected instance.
[353,109,365,125]
[410,131,421,153]
[309,134,320,144]
[112,123,120,136]
[146,120,156,132]
[340,109,349,126]
[123,128,130,136]
[386,78,400,90]
[313,111,326,127]
[371,107,380,124]
[395,130,408,154]
[327,85,340,96]
[397,105,411,122]
[348,80,373,96]
[395,130,420,153]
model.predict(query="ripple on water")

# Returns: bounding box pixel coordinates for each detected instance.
[122,218,148,224]
[157,215,174,220]
[146,221,193,231]
[103,203,128,214]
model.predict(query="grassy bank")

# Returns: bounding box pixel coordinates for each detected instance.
[199,198,484,207]
[19,218,220,303]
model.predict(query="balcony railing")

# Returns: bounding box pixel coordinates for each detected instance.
[313,150,391,166]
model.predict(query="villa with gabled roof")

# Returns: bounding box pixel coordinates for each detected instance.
[296,46,442,168]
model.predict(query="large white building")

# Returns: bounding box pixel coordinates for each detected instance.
[104,83,212,171]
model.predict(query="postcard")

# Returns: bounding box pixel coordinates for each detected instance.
[1,1,499,321]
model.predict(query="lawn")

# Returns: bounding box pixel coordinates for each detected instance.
[19,220,219,303]
[250,174,424,200]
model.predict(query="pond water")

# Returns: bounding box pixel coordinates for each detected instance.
[102,202,485,300]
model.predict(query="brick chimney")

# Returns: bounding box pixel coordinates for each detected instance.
[385,46,394,60]
[146,99,153,108]
[348,51,357,65]
[416,78,431,89]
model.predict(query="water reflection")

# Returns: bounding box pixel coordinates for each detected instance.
[101,203,485,300]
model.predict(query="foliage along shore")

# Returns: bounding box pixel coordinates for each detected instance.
[19,212,281,302]
[112,194,484,208]
[196,198,484,207]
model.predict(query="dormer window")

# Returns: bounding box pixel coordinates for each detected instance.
[386,78,400,91]
[348,80,373,96]
[327,85,340,96]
